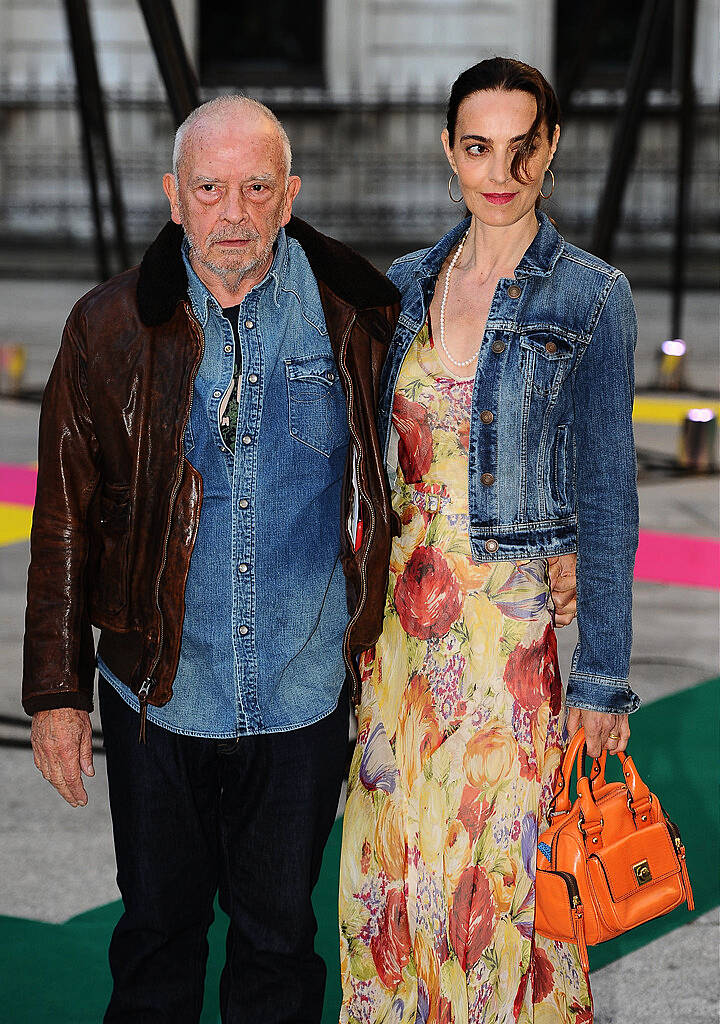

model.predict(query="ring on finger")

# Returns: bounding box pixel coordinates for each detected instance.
[608,732,620,740]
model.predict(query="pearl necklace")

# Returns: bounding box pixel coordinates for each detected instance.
[439,229,480,369]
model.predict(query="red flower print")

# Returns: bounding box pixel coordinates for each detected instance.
[370,887,412,989]
[361,839,371,874]
[438,997,453,1024]
[448,865,497,971]
[532,945,556,1003]
[394,545,462,640]
[504,623,561,715]
[456,784,493,843]
[393,392,433,482]
[569,1002,593,1023]
[514,966,530,1020]
[518,745,540,782]
[458,418,470,452]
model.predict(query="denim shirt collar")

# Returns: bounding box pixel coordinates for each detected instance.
[415,210,563,282]
[182,227,291,326]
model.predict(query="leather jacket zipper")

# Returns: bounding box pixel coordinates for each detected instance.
[138,304,205,741]
[338,312,374,709]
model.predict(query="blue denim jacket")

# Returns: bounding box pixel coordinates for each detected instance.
[101,228,351,736]
[382,213,640,715]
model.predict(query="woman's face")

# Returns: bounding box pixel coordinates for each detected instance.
[442,88,559,228]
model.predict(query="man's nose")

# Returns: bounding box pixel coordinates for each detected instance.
[219,188,247,222]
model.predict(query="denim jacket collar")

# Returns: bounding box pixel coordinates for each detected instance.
[182,227,292,327]
[415,210,563,282]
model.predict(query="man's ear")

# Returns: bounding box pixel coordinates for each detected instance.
[163,173,182,225]
[280,175,302,227]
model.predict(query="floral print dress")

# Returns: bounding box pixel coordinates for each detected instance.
[339,320,592,1024]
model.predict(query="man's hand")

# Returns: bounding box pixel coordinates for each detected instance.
[547,553,577,626]
[566,707,630,758]
[31,708,94,807]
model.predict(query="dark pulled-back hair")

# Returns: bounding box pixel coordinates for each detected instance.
[446,57,561,184]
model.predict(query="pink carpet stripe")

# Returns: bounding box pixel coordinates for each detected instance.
[0,463,37,507]
[635,530,720,589]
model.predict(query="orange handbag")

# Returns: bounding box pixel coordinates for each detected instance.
[535,728,694,974]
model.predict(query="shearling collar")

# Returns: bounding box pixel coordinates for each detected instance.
[136,216,399,327]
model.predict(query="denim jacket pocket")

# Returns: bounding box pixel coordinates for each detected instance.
[519,331,574,396]
[551,424,571,508]
[97,482,131,613]
[285,354,348,458]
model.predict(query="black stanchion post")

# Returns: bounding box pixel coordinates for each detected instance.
[62,0,129,279]
[137,0,200,128]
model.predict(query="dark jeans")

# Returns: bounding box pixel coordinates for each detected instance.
[99,677,348,1024]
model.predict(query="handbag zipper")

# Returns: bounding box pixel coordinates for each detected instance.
[138,305,205,742]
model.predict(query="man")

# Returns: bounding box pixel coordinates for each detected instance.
[24,97,576,1022]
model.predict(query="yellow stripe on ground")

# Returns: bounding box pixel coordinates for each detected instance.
[633,396,720,424]
[0,502,32,546]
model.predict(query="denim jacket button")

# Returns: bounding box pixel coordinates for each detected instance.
[507,284,522,298]
[248,373,259,384]
[480,410,494,424]
[238,563,248,574]
[484,538,499,553]
[545,341,558,354]
[238,625,249,636]
[213,389,222,398]
[238,498,249,509]
[481,472,495,486]
[224,344,233,354]
[242,435,252,445]
[244,319,255,329]
[491,340,506,354]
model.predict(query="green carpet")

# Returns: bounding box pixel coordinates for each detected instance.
[1,678,716,1022]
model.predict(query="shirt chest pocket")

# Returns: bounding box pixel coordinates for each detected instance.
[285,354,349,458]
[519,331,575,396]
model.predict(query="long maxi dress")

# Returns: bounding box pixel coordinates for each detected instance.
[339,319,593,1024]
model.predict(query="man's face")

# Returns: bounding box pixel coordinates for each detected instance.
[163,116,300,287]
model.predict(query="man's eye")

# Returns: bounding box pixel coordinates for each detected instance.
[200,184,217,192]
[250,183,266,192]
[467,145,488,155]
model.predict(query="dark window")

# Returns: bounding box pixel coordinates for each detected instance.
[199,3,324,87]
[556,0,677,101]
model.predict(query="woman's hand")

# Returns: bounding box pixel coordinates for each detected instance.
[566,708,630,757]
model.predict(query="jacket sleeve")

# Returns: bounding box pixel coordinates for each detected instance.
[22,308,101,715]
[565,272,641,715]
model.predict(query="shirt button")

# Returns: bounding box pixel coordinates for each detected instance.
[248,373,258,384]
[238,498,249,509]
[224,344,233,354]
[491,340,506,354]
[481,472,495,486]
[507,284,522,298]
[244,319,255,329]
[326,371,335,382]
[242,435,252,445]
[238,625,249,636]
[480,410,494,425]
[545,341,558,354]
[238,563,248,574]
[213,389,222,398]
[484,538,499,553]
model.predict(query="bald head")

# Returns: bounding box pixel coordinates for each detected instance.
[172,96,292,181]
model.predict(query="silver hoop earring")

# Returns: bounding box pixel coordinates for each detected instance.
[448,172,463,203]
[540,168,555,200]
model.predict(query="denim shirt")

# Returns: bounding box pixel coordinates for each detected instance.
[383,213,640,715]
[101,228,351,736]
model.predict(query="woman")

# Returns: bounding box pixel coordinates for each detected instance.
[339,58,640,1022]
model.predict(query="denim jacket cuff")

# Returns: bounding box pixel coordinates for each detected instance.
[565,672,641,715]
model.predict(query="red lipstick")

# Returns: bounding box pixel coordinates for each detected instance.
[482,193,517,206]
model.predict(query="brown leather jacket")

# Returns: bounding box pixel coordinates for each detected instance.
[22,218,400,716]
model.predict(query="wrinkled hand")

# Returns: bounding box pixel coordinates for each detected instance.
[547,553,577,626]
[31,708,94,807]
[566,707,630,757]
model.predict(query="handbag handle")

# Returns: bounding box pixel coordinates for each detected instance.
[551,728,650,817]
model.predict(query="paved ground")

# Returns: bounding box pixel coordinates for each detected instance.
[0,276,717,1021]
